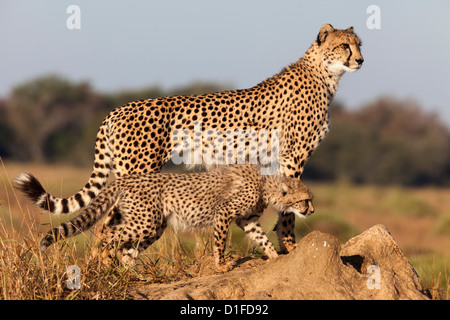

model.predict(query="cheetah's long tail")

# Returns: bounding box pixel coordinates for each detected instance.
[39,183,121,250]
[14,119,113,215]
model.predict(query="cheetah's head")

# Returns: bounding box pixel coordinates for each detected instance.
[316,24,364,74]
[269,177,315,219]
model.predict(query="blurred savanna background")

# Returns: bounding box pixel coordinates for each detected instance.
[0,1,449,299]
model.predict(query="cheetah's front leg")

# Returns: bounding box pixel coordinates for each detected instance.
[212,215,233,272]
[273,212,297,253]
[236,215,278,260]
[274,163,303,253]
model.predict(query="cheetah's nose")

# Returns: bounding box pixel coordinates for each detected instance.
[356,58,364,65]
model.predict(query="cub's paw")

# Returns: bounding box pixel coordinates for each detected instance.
[215,261,236,273]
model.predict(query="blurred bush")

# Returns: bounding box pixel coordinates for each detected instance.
[0,75,105,163]
[1,74,449,186]
[0,75,231,165]
[303,98,450,186]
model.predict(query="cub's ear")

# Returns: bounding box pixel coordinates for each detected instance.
[317,24,334,45]
[346,26,354,33]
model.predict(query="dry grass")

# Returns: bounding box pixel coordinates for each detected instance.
[0,160,449,299]
[0,199,234,299]
[0,223,222,299]
[0,160,257,299]
[1,228,131,299]
[0,162,138,299]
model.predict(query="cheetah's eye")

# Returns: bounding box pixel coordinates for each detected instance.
[342,43,349,49]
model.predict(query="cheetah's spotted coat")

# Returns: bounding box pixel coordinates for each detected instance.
[16,24,362,253]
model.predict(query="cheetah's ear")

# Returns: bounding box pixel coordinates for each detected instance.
[317,24,334,46]
[346,26,354,33]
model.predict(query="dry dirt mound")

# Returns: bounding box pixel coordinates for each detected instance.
[127,224,430,300]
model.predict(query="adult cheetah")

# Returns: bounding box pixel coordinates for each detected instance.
[37,165,314,271]
[16,24,363,253]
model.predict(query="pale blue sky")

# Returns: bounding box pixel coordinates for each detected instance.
[1,1,449,125]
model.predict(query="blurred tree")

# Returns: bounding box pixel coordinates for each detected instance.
[353,98,450,185]
[101,86,165,110]
[0,99,12,158]
[0,74,233,165]
[304,97,450,185]
[168,81,233,96]
[4,75,103,162]
[101,81,232,110]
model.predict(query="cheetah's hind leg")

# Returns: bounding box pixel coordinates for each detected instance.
[212,213,234,272]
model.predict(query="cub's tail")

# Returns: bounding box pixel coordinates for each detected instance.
[39,182,121,250]
[14,119,113,215]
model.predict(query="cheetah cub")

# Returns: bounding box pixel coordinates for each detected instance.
[33,165,314,271]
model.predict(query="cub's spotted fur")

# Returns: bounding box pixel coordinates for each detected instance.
[39,165,314,270]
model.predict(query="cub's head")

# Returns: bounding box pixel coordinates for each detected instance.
[316,24,364,74]
[268,176,315,219]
